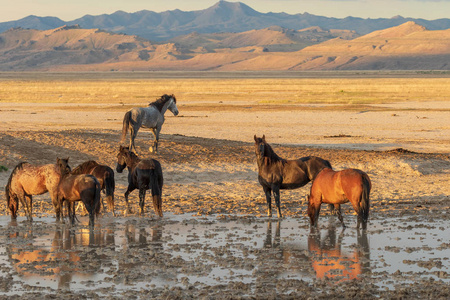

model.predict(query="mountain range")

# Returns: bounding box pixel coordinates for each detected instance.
[0,1,449,71]
[1,1,449,41]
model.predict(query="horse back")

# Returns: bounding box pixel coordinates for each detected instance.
[11,163,60,195]
[132,159,162,189]
[59,174,99,201]
[136,106,160,128]
[91,165,114,189]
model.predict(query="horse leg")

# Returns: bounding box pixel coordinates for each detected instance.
[50,191,61,221]
[124,187,134,214]
[149,128,159,153]
[18,191,32,221]
[25,195,33,222]
[263,186,272,217]
[272,185,282,218]
[307,194,322,227]
[139,189,146,216]
[335,204,346,228]
[130,126,140,154]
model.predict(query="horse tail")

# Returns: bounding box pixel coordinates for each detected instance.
[121,110,131,143]
[104,170,115,214]
[150,164,163,217]
[5,162,27,219]
[94,179,102,217]
[359,173,371,228]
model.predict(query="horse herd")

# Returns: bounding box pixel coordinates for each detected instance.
[4,94,371,230]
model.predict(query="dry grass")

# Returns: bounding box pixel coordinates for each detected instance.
[0,76,449,105]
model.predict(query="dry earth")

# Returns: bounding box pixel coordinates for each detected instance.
[0,100,449,298]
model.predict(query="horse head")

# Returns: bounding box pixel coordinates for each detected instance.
[116,146,129,173]
[56,157,71,175]
[167,94,179,116]
[254,134,267,159]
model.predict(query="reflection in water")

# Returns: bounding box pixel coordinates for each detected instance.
[2,214,446,296]
[308,221,370,282]
[6,219,120,290]
[261,219,370,283]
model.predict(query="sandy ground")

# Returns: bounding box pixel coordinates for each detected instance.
[0,100,449,298]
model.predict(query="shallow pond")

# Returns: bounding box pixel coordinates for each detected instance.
[0,213,448,296]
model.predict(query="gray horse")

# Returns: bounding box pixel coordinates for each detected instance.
[121,94,179,153]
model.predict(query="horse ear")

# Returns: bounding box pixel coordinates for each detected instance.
[262,134,266,142]
[254,135,257,142]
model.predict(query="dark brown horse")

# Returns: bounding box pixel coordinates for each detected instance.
[71,160,115,216]
[56,158,101,227]
[116,146,163,217]
[5,158,71,221]
[254,135,332,218]
[307,168,371,230]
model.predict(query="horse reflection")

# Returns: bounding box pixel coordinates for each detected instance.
[7,224,114,290]
[124,222,163,250]
[308,221,370,282]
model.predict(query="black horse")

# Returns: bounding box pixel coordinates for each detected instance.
[254,135,332,218]
[116,146,163,217]
[71,160,116,216]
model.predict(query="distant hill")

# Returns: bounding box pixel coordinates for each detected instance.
[169,26,359,52]
[0,1,449,41]
[0,22,448,71]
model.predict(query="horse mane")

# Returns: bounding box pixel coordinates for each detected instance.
[149,94,176,112]
[263,141,286,164]
[71,160,99,174]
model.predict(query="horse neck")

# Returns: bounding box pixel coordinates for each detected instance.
[159,99,173,115]
[257,152,284,169]
[126,155,141,170]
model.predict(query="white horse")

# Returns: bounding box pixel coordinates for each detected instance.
[120,94,179,153]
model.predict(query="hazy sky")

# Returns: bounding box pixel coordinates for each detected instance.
[1,0,449,22]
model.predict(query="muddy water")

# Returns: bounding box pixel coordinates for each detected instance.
[0,214,448,297]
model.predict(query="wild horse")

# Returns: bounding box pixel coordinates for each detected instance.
[56,158,101,227]
[116,146,164,217]
[254,135,332,218]
[307,168,371,230]
[120,94,179,153]
[71,160,116,216]
[5,158,71,221]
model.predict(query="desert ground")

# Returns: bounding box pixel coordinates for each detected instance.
[0,72,449,299]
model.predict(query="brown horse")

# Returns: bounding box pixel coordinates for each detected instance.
[254,135,332,218]
[71,160,115,216]
[5,158,71,221]
[56,158,101,227]
[307,168,371,230]
[116,146,163,217]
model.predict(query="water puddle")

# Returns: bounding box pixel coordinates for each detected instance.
[0,214,448,296]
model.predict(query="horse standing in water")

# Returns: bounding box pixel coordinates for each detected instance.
[307,168,371,230]
[71,160,116,216]
[120,94,179,153]
[5,158,71,221]
[116,146,163,217]
[56,158,101,227]
[254,135,332,218]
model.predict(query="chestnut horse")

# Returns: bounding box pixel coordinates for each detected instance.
[116,146,163,217]
[71,160,116,216]
[254,135,332,218]
[5,158,71,221]
[56,158,101,227]
[307,168,371,230]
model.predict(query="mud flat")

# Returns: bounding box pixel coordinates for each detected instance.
[0,128,449,299]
